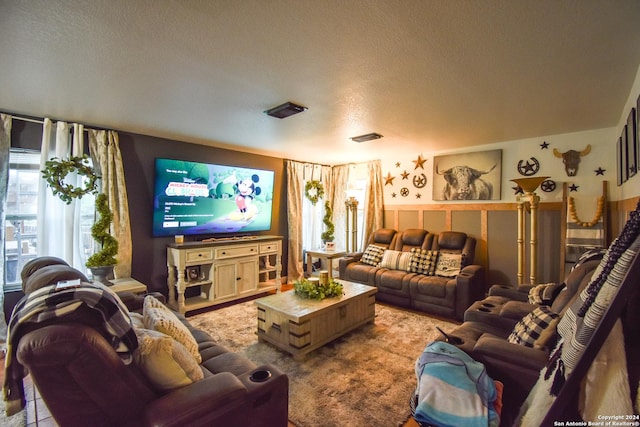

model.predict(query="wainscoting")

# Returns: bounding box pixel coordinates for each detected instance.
[382,198,637,288]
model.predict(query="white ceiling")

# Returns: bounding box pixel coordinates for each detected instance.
[2,0,640,165]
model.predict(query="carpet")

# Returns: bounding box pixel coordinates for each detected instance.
[188,300,458,427]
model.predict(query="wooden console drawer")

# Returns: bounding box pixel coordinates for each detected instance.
[260,242,280,254]
[215,244,258,259]
[185,248,213,263]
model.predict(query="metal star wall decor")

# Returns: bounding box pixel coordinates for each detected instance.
[384,172,395,186]
[595,167,606,176]
[401,170,410,180]
[569,184,579,192]
[513,185,524,195]
[540,141,550,149]
[413,155,427,170]
[415,193,422,199]
[391,192,397,198]
[395,162,401,168]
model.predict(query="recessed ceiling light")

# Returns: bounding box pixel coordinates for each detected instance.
[351,133,383,143]
[264,102,308,119]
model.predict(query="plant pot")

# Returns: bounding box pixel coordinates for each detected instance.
[89,265,115,286]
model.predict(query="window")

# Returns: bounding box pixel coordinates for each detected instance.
[5,150,40,286]
[4,149,98,287]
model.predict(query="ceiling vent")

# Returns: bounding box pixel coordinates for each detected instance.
[351,132,383,143]
[264,102,307,119]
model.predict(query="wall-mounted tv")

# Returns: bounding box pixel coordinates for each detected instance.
[153,158,275,237]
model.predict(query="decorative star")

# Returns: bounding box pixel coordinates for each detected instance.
[540,141,549,149]
[401,170,410,180]
[391,192,397,198]
[415,193,422,199]
[395,162,401,168]
[513,186,524,195]
[594,167,606,176]
[569,184,579,192]
[413,155,427,170]
[521,160,537,175]
[384,172,395,186]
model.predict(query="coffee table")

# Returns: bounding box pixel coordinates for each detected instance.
[255,280,377,359]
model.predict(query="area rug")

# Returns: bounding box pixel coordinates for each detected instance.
[188,300,458,427]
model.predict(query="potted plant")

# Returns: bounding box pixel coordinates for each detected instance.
[43,155,118,284]
[85,193,118,284]
[321,200,335,251]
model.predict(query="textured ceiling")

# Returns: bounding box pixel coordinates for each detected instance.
[2,0,640,164]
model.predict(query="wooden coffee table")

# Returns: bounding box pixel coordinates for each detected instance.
[255,280,377,359]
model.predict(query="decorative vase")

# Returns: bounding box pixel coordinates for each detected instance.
[89,265,115,286]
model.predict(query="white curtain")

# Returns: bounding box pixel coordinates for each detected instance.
[88,130,132,279]
[330,164,350,251]
[362,159,385,248]
[0,114,12,347]
[37,119,88,271]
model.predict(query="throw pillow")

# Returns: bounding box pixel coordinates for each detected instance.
[507,306,560,348]
[133,327,204,392]
[379,250,413,271]
[361,244,386,266]
[143,296,202,363]
[527,282,565,305]
[434,252,462,277]
[408,248,439,275]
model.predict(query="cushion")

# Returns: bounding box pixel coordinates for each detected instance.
[408,248,438,275]
[379,250,413,271]
[434,252,462,277]
[143,296,202,363]
[527,282,565,305]
[507,306,560,348]
[133,327,204,392]
[360,244,386,266]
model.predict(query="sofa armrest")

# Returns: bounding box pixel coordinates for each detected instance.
[454,264,487,321]
[474,334,549,371]
[143,364,288,427]
[143,372,247,426]
[117,292,166,313]
[338,253,363,278]
[488,284,532,302]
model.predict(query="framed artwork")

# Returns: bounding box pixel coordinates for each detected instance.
[186,266,201,282]
[617,136,624,186]
[637,94,640,170]
[627,108,637,178]
[432,149,502,201]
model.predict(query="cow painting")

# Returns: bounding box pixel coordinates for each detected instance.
[553,144,591,176]
[436,164,496,200]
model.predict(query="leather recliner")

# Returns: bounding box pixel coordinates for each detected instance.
[8,258,289,427]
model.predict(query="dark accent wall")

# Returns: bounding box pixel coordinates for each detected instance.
[10,120,288,296]
[116,132,288,295]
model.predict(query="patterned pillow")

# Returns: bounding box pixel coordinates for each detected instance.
[507,306,560,347]
[133,327,204,392]
[361,244,386,266]
[143,296,202,363]
[527,282,565,305]
[379,250,413,271]
[409,248,439,275]
[435,252,463,277]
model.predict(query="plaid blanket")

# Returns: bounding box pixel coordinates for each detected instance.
[2,282,137,416]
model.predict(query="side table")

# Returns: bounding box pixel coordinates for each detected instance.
[305,249,347,279]
[109,277,147,295]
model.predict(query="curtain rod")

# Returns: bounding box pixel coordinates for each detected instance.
[5,112,108,133]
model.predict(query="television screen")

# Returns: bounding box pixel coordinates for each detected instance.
[153,158,275,237]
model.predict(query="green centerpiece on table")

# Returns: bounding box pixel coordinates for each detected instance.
[293,277,344,300]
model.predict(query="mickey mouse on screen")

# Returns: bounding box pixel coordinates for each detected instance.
[224,172,261,220]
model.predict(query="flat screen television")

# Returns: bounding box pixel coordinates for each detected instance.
[153,158,275,237]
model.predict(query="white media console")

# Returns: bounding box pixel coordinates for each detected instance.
[167,235,283,314]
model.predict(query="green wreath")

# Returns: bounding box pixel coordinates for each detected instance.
[304,180,324,205]
[42,155,99,204]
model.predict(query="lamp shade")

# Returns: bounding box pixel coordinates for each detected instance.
[511,176,549,193]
